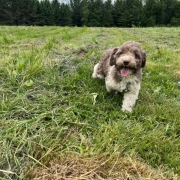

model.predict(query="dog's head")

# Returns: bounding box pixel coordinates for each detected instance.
[110,41,146,77]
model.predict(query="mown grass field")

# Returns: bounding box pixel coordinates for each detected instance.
[0,26,180,180]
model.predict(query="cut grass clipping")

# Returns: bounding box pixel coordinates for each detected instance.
[26,155,172,180]
[0,26,180,179]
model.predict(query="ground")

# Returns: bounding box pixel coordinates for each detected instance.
[0,26,180,179]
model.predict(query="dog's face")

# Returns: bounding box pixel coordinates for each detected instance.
[110,42,146,77]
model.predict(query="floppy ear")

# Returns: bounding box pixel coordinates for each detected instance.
[109,48,118,66]
[141,51,146,68]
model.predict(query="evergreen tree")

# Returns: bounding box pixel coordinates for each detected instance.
[16,0,36,25]
[124,0,143,27]
[70,0,83,26]
[59,3,72,26]
[0,0,180,27]
[170,0,180,26]
[40,0,55,25]
[52,0,60,25]
[81,0,90,26]
[102,0,114,27]
[113,0,124,27]
[87,0,103,27]
[29,0,42,26]
[0,0,14,25]
[140,0,148,27]
[11,0,21,25]
[161,0,176,25]
[143,0,159,26]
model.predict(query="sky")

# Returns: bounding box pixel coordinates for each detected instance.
[57,0,69,3]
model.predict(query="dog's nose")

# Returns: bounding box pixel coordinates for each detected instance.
[123,60,130,66]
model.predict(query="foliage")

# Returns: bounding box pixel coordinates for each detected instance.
[1,0,180,27]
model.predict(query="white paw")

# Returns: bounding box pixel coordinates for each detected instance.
[92,72,97,78]
[121,106,133,112]
[92,73,104,79]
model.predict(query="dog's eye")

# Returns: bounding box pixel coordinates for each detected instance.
[135,53,140,59]
[117,51,123,56]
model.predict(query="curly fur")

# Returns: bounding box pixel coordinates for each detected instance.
[92,41,146,112]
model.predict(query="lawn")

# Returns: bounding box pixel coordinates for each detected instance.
[0,26,180,179]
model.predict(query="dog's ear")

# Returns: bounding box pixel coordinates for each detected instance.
[141,51,146,68]
[110,48,118,66]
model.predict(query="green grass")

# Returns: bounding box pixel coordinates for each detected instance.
[0,26,180,179]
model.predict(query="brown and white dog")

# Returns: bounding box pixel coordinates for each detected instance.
[92,41,146,112]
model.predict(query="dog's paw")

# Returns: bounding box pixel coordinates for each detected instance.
[121,106,133,113]
[92,73,97,78]
[92,73,104,79]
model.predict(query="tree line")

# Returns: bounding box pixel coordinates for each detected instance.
[0,0,180,27]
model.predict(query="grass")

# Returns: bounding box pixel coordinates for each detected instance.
[0,26,180,179]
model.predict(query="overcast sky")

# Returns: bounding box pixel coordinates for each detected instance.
[58,0,69,3]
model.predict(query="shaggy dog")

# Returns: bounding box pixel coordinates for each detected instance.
[92,41,146,112]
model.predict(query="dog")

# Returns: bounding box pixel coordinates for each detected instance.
[92,41,146,112]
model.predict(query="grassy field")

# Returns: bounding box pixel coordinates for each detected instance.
[0,26,180,179]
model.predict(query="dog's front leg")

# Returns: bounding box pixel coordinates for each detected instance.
[121,83,141,112]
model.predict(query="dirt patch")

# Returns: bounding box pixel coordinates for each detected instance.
[26,155,175,180]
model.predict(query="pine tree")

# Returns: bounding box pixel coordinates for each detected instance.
[29,0,41,26]
[113,0,125,27]
[0,0,14,25]
[17,0,35,25]
[81,0,90,26]
[52,0,60,25]
[10,0,22,25]
[59,3,72,26]
[87,0,103,27]
[162,0,176,25]
[170,0,180,26]
[143,0,159,26]
[70,0,83,26]
[40,0,55,25]
[0,0,180,27]
[102,0,114,27]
